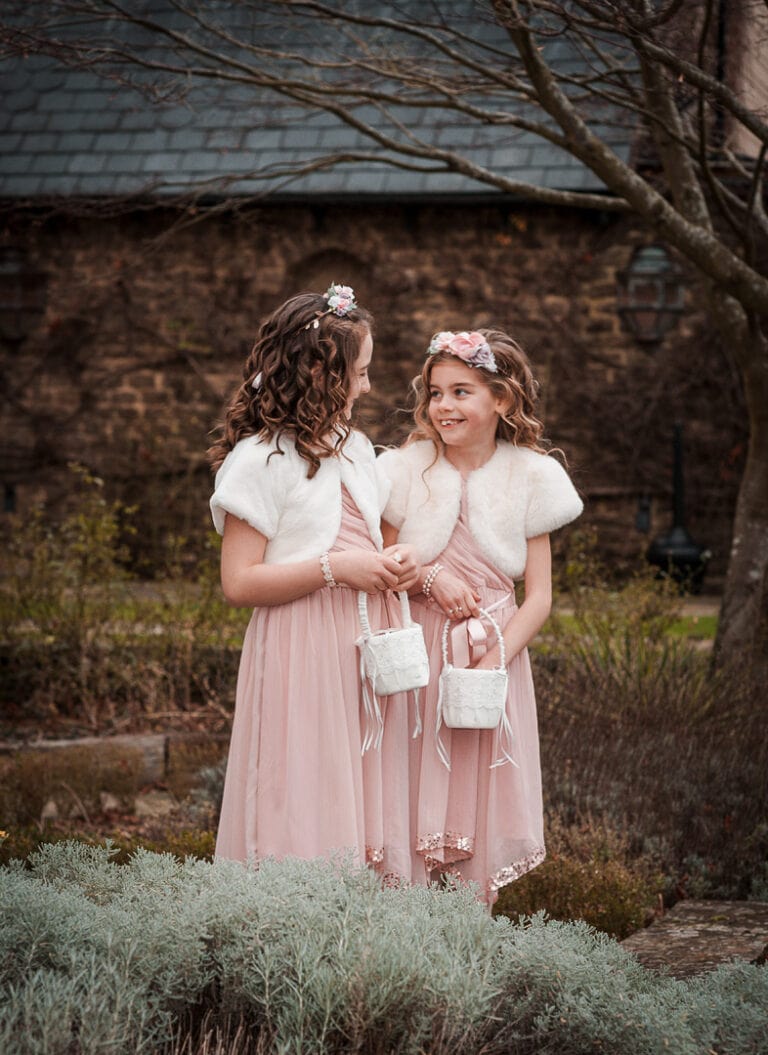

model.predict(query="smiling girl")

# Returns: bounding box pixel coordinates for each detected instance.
[377,328,583,904]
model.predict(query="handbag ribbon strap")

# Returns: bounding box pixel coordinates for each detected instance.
[448,593,511,669]
[359,647,385,754]
[358,589,413,634]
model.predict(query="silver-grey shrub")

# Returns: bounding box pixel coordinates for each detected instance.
[1,842,766,1055]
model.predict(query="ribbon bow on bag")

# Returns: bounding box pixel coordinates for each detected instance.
[448,615,490,669]
[435,596,518,771]
[356,591,430,752]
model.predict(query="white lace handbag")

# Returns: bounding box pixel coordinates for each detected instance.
[356,590,430,751]
[435,608,517,770]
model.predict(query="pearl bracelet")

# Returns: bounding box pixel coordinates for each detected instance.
[422,562,444,600]
[320,551,338,588]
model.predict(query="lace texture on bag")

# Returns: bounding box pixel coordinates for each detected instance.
[435,606,517,770]
[356,590,429,751]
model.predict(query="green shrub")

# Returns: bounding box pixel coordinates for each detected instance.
[534,648,768,902]
[534,535,768,904]
[494,812,663,939]
[1,844,766,1055]
[0,466,248,725]
[0,827,217,869]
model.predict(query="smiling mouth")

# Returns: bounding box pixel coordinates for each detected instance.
[438,418,464,428]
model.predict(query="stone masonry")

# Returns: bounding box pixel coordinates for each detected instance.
[0,201,746,577]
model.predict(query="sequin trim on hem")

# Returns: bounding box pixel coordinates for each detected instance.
[416,830,475,861]
[489,846,546,892]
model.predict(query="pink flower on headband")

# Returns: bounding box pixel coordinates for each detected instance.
[427,330,497,372]
[324,283,357,316]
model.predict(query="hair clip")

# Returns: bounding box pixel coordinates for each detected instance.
[303,283,358,330]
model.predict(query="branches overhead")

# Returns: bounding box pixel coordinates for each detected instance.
[1,0,767,308]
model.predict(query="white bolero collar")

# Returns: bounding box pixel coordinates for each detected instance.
[377,440,583,578]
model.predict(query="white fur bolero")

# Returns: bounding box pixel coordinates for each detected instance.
[210,430,387,562]
[376,440,583,579]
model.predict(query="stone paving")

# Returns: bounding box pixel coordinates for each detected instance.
[621,899,768,978]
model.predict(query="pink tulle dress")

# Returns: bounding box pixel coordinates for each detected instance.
[215,488,416,877]
[405,488,545,904]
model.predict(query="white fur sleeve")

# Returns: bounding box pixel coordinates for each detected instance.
[524,454,583,538]
[209,438,283,537]
[376,447,408,529]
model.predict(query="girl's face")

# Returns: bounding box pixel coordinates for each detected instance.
[427,359,505,451]
[345,330,373,415]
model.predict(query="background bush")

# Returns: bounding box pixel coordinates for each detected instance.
[493,811,664,939]
[0,466,247,731]
[1,843,766,1055]
[530,534,768,905]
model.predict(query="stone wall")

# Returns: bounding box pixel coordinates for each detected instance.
[0,201,746,583]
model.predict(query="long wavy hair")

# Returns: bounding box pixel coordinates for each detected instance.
[208,291,373,477]
[407,328,549,454]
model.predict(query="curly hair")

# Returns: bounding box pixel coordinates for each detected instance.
[208,291,373,477]
[407,328,549,453]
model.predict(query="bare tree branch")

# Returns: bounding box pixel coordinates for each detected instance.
[2,0,768,661]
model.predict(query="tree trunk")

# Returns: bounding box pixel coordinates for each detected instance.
[713,315,768,670]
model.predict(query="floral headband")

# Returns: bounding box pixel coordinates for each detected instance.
[427,330,497,372]
[303,283,358,330]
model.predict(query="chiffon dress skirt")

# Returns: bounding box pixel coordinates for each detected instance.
[409,492,546,904]
[215,487,416,878]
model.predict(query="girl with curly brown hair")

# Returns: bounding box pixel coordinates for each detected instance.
[209,285,419,871]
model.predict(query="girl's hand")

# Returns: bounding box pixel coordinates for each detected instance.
[472,652,499,671]
[331,548,402,593]
[382,543,421,592]
[427,568,481,620]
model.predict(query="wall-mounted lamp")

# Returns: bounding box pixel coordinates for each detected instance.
[616,244,685,344]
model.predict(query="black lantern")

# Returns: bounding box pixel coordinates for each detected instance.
[617,244,685,344]
[646,423,709,593]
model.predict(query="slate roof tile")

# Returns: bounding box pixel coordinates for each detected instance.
[157,108,197,130]
[2,154,32,174]
[93,132,135,153]
[0,3,633,202]
[69,110,123,132]
[103,153,146,173]
[67,153,107,174]
[5,88,39,112]
[2,175,43,195]
[0,133,22,151]
[37,91,77,113]
[129,131,168,151]
[56,133,95,152]
[21,132,59,152]
[167,129,208,150]
[120,110,161,131]
[30,153,70,175]
[208,129,244,149]
[244,129,284,149]
[141,152,183,172]
[46,111,96,133]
